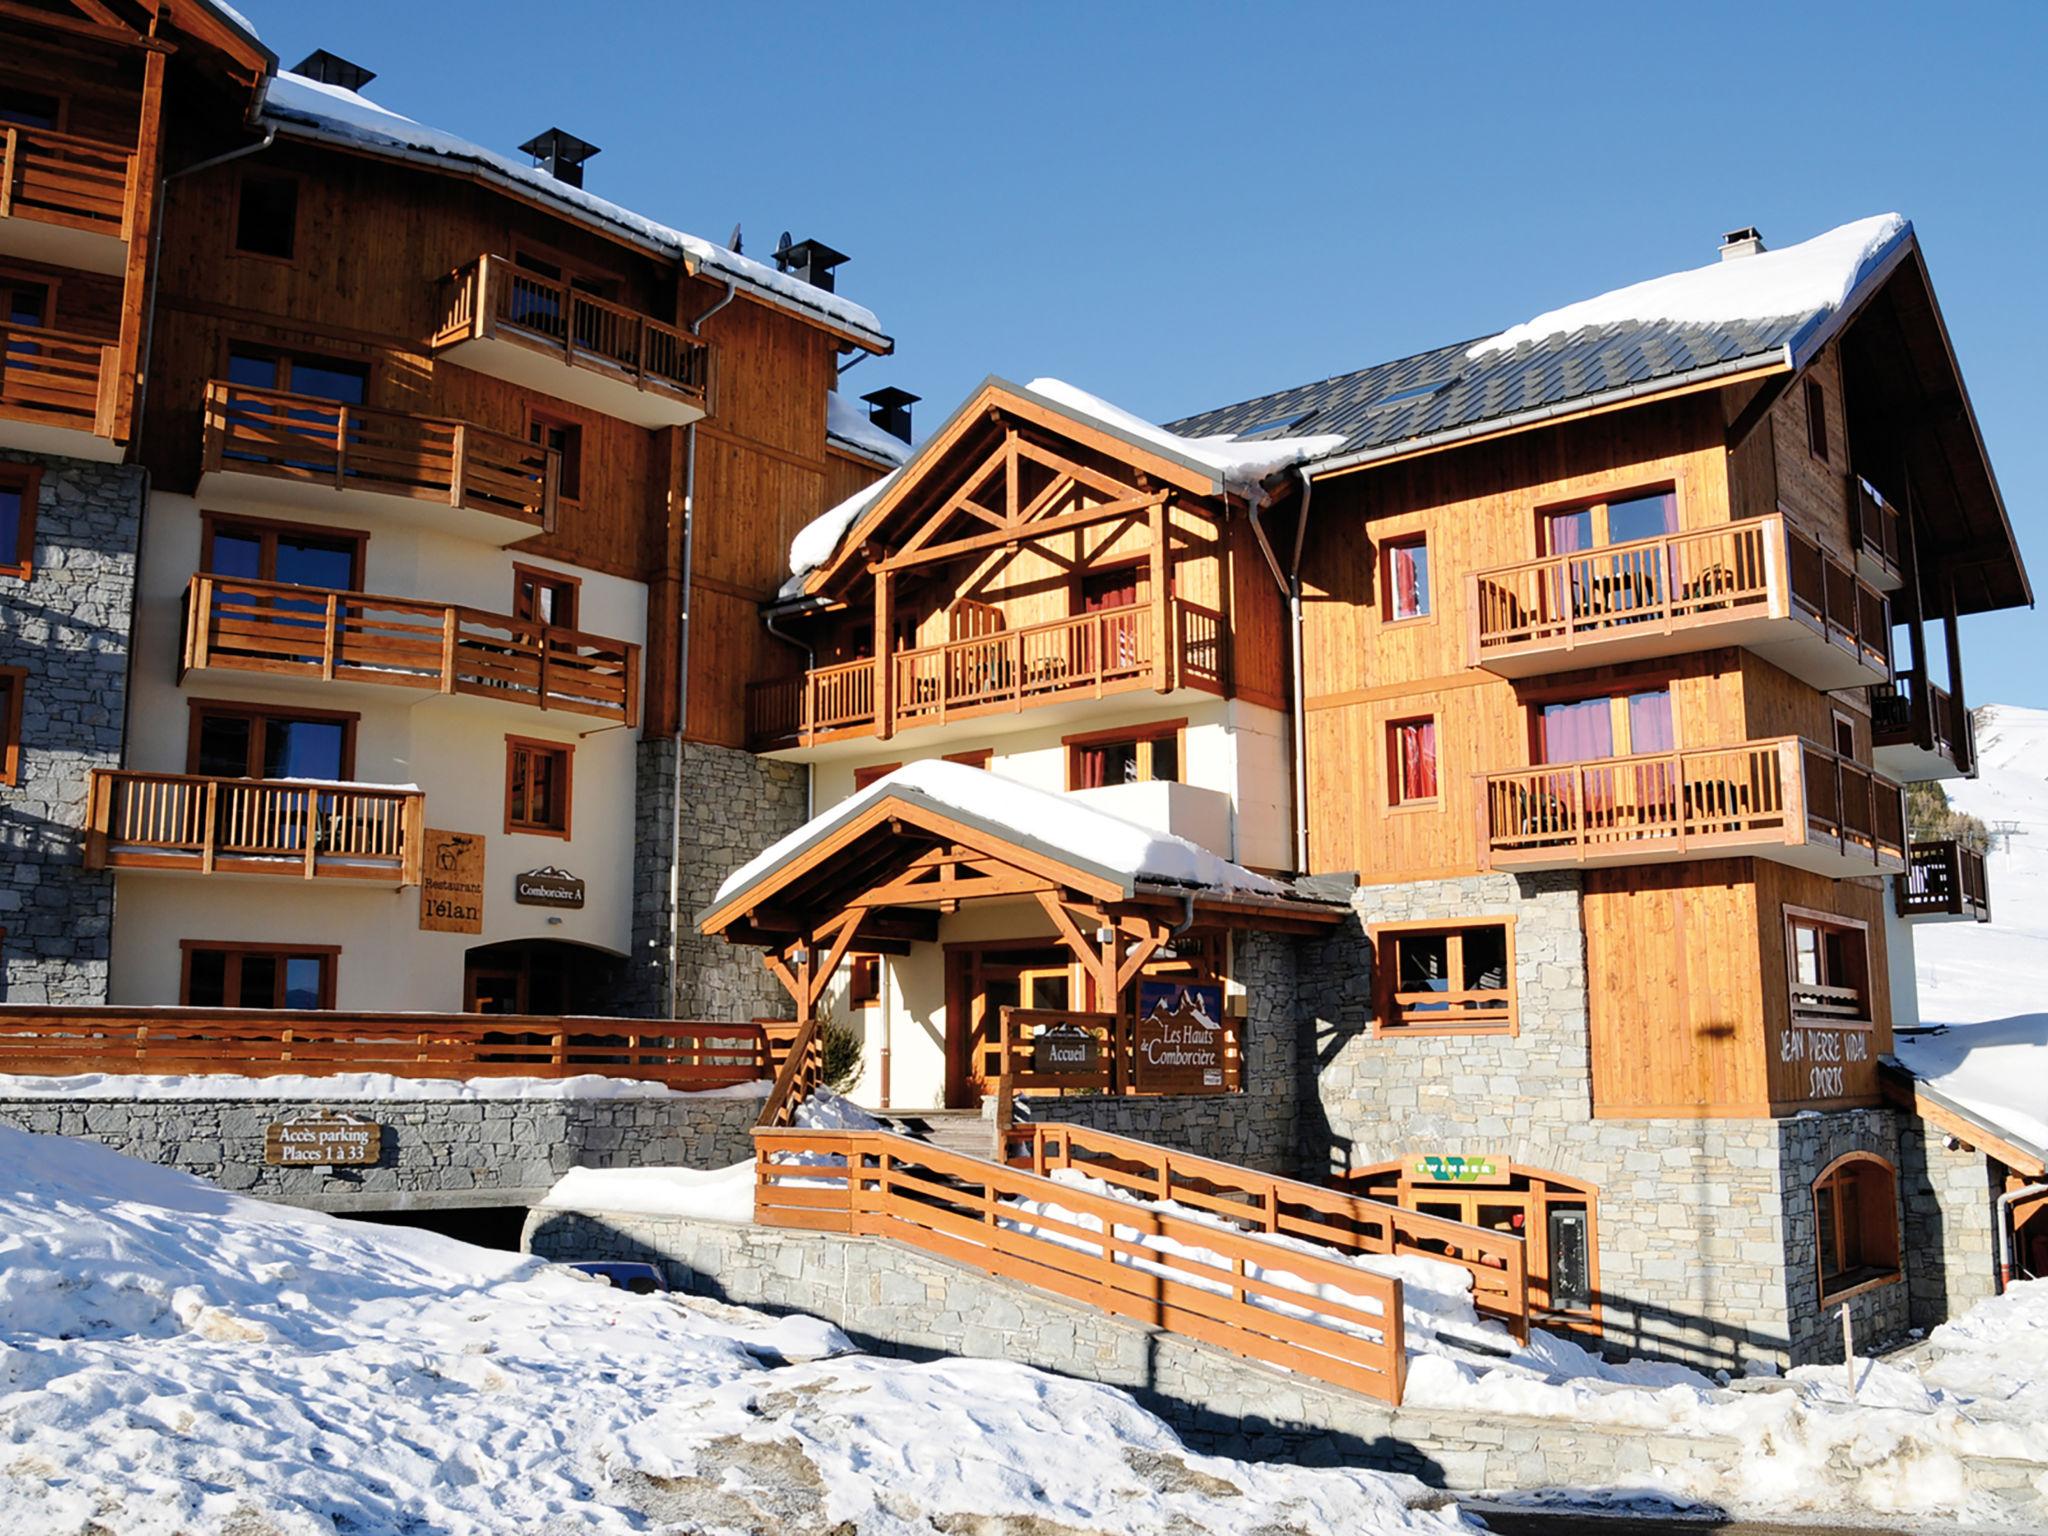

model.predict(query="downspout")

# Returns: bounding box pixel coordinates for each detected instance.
[762,611,816,819]
[666,276,738,1016]
[1244,467,1316,874]
[1998,1182,2047,1289]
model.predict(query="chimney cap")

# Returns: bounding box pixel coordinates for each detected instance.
[1719,225,1767,260]
[520,127,602,169]
[292,49,376,93]
[861,386,920,411]
[775,235,851,272]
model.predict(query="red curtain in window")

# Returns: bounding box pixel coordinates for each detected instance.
[1074,746,1111,790]
[1399,721,1438,800]
[1392,544,1425,618]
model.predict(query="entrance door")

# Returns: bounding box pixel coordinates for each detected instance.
[943,945,1074,1108]
[462,939,621,1017]
[466,967,524,1014]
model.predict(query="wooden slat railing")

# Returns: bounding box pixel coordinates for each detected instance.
[1853,477,1903,581]
[1873,673,1972,774]
[182,574,640,726]
[0,1009,772,1089]
[85,770,424,884]
[433,254,709,404]
[746,598,1228,747]
[0,321,119,436]
[754,1125,1409,1403]
[753,1014,825,1128]
[1004,1120,1529,1342]
[1898,839,1992,921]
[0,123,134,237]
[1470,515,1887,673]
[202,381,558,531]
[1798,741,1906,864]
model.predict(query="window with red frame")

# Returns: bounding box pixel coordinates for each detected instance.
[1384,534,1430,621]
[1388,717,1438,805]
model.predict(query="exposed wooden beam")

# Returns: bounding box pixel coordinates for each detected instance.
[880,490,1169,573]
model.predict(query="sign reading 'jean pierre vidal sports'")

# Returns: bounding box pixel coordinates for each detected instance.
[514,867,585,909]
[263,1111,384,1167]
[1133,981,1228,1093]
[420,828,485,934]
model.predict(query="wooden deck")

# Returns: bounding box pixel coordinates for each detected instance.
[0,122,133,273]
[1873,674,1972,782]
[181,574,640,726]
[1468,515,1889,689]
[1480,736,1906,877]
[746,597,1228,750]
[0,1008,769,1090]
[431,254,709,428]
[84,770,426,885]
[200,381,558,544]
[0,318,121,456]
[1897,839,1991,923]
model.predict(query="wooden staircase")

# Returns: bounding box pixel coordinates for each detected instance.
[873,1108,997,1161]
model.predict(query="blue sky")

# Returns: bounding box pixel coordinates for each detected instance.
[235,0,2047,707]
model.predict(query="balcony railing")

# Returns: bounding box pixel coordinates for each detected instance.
[0,321,118,437]
[182,575,640,726]
[1897,839,1991,923]
[202,381,558,533]
[1469,515,1888,684]
[0,123,134,238]
[1481,737,1905,875]
[85,770,424,885]
[1872,673,1973,780]
[1852,477,1904,591]
[745,598,1228,748]
[431,254,708,415]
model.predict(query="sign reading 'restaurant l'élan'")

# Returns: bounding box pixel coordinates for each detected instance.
[263,1111,383,1167]
[514,867,585,909]
[420,828,485,934]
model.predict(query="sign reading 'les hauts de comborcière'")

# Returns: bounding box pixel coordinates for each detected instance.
[514,867,585,909]
[1133,981,1228,1094]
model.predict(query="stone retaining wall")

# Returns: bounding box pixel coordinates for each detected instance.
[0,1090,761,1210]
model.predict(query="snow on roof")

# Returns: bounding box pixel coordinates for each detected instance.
[1895,1018,2048,1160]
[781,375,1343,589]
[258,72,888,348]
[709,758,1291,913]
[825,390,913,467]
[1468,213,1908,359]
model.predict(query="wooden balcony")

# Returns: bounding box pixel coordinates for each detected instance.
[0,319,121,460]
[746,598,1228,751]
[85,770,424,886]
[1852,477,1905,592]
[430,254,709,428]
[1469,515,1890,689]
[1481,737,1907,878]
[1872,673,1972,782]
[0,123,135,275]
[181,574,640,727]
[198,381,559,547]
[1896,839,1990,923]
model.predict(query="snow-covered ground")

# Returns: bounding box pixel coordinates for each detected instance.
[0,1124,1469,1535]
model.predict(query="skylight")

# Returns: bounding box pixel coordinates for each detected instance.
[1233,410,1317,439]
[1367,379,1458,412]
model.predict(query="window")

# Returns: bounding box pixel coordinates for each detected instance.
[943,748,992,770]
[1383,533,1430,621]
[849,953,882,1009]
[2,274,52,334]
[1535,686,1673,764]
[527,410,584,501]
[1387,716,1438,806]
[853,761,903,792]
[513,565,580,630]
[0,665,22,786]
[1540,485,1678,553]
[1787,908,1871,1023]
[1813,1154,1900,1302]
[202,514,365,590]
[0,83,62,129]
[188,700,356,781]
[505,736,573,836]
[1066,721,1182,790]
[233,172,298,261]
[225,345,368,405]
[1805,378,1830,462]
[1368,917,1517,1034]
[1832,710,1857,760]
[0,462,39,578]
[181,942,338,1009]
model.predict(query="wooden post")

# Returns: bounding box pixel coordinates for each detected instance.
[200,779,217,875]
[333,404,350,489]
[449,421,468,506]
[321,592,338,680]
[1942,572,1970,773]
[440,608,458,693]
[111,46,164,445]
[0,127,14,220]
[874,564,894,740]
[1150,496,1170,692]
[302,787,319,878]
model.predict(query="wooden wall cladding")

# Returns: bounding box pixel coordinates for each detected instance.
[0,31,144,144]
[1769,343,1855,560]
[1753,861,1890,1112]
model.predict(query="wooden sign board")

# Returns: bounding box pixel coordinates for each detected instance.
[1134,982,1228,1094]
[420,828,485,934]
[264,1111,383,1167]
[515,867,586,909]
[1003,1007,1113,1093]
[1411,1155,1505,1185]
[1032,1022,1102,1078]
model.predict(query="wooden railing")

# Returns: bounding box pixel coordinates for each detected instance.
[183,575,640,726]
[746,598,1228,746]
[753,1014,825,1129]
[754,1125,1409,1403]
[1898,839,1990,921]
[203,381,558,532]
[0,1008,770,1089]
[0,123,133,237]
[0,321,119,436]
[1854,477,1903,582]
[1005,1121,1529,1342]
[1470,515,1887,673]
[1873,673,1972,774]
[85,770,424,884]
[1482,737,1904,869]
[433,254,709,404]
[993,1007,1241,1125]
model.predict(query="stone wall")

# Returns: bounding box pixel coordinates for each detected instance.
[1027,929,1299,1172]
[1898,1112,2003,1332]
[0,1089,761,1210]
[0,449,143,1005]
[1295,872,1913,1370]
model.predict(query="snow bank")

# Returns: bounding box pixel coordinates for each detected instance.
[541,1161,758,1223]
[260,73,887,345]
[0,1125,1463,1535]
[0,1069,770,1102]
[712,757,1291,907]
[1468,214,1908,358]
[826,390,913,465]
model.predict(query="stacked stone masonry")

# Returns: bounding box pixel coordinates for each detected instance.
[0,450,143,1006]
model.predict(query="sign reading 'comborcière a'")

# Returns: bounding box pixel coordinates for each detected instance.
[514,867,585,909]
